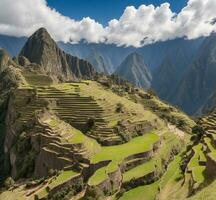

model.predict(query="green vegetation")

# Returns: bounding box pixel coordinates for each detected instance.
[188,144,206,170]
[159,155,182,189]
[119,181,159,200]
[48,170,79,190]
[123,160,154,183]
[89,133,159,185]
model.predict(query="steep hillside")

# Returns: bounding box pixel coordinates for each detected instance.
[0,53,195,200]
[152,44,197,101]
[197,91,216,116]
[86,49,109,74]
[19,28,95,81]
[115,53,152,89]
[171,34,216,115]
[157,108,216,200]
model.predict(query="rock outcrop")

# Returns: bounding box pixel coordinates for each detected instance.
[115,53,152,89]
[19,28,95,81]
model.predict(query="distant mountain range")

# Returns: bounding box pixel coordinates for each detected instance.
[115,53,152,89]
[2,32,216,116]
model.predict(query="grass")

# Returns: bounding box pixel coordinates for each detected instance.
[123,160,155,183]
[188,179,216,200]
[119,181,159,200]
[131,90,195,134]
[188,144,206,170]
[187,144,206,185]
[48,170,79,190]
[204,136,216,162]
[36,170,79,199]
[89,133,159,185]
[79,81,163,128]
[208,152,216,162]
[159,155,182,189]
[191,166,205,184]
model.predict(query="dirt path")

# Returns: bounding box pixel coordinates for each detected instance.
[168,123,185,140]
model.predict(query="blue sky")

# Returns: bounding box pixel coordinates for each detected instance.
[47,0,188,25]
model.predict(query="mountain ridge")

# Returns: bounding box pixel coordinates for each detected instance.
[19,28,95,81]
[115,52,152,89]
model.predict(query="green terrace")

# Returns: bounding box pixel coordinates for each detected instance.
[88,133,159,186]
[204,136,216,162]
[123,160,155,183]
[187,144,206,185]
[119,181,159,200]
[37,170,79,199]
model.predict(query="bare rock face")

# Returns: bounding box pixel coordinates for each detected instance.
[115,53,152,89]
[19,28,95,81]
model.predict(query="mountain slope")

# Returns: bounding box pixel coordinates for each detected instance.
[86,49,109,74]
[0,34,27,57]
[0,34,196,200]
[152,42,199,102]
[171,34,216,115]
[115,53,152,88]
[19,28,95,81]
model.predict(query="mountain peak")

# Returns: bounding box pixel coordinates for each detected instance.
[19,28,95,81]
[31,27,53,43]
[116,52,152,88]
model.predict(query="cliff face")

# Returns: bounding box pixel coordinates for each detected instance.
[19,28,95,81]
[171,34,216,115]
[115,53,152,89]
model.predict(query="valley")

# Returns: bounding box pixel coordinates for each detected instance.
[0,27,216,200]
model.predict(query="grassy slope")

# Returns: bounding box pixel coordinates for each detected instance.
[123,160,154,183]
[2,71,196,200]
[89,133,159,185]
[119,181,159,200]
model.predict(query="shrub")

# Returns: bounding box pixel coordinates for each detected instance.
[87,118,95,129]
[4,177,15,189]
[116,103,124,113]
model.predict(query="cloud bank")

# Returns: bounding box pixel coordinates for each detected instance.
[0,0,216,47]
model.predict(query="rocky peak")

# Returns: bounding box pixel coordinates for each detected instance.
[19,28,95,81]
[115,52,152,88]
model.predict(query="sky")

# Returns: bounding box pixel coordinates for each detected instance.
[0,0,216,47]
[47,0,188,25]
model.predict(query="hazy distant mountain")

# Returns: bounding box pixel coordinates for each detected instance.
[86,49,110,74]
[58,42,134,73]
[0,34,27,57]
[115,53,152,89]
[20,28,95,81]
[171,34,216,115]
[152,38,203,102]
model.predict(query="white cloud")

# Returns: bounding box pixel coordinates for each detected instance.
[0,0,216,47]
[0,0,106,43]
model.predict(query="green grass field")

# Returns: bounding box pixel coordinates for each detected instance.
[48,170,79,190]
[123,160,154,183]
[119,181,159,200]
[89,133,159,185]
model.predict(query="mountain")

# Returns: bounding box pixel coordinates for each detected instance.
[0,28,198,200]
[19,28,95,81]
[151,38,202,102]
[197,91,216,115]
[115,53,152,88]
[0,34,27,57]
[58,42,134,73]
[171,34,216,115]
[86,49,109,74]
[4,27,216,200]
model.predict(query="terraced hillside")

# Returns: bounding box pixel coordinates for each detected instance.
[1,69,196,200]
[154,109,216,200]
